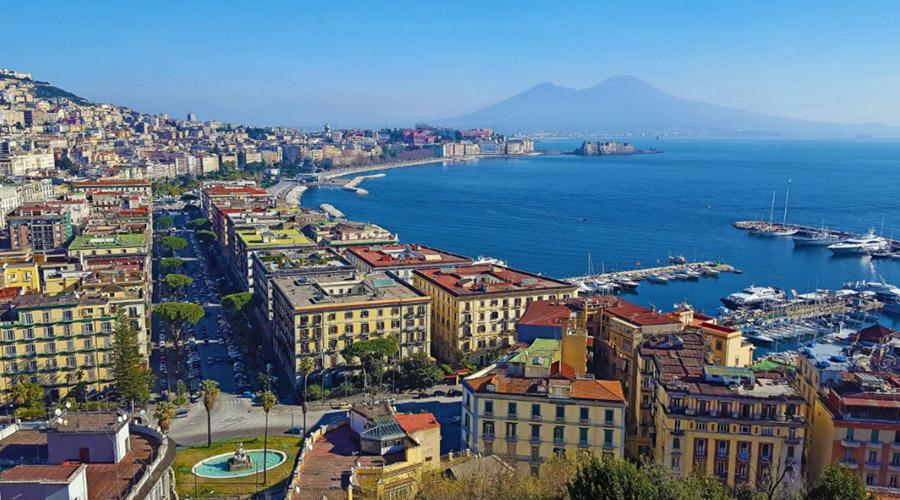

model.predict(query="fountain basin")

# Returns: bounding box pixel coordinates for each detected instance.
[192,450,287,478]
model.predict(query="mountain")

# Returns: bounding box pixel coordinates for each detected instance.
[438,76,900,136]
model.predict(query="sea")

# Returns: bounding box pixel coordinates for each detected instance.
[302,138,900,353]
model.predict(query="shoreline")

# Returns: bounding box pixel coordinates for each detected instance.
[318,152,547,181]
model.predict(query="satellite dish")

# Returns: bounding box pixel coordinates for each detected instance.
[54,408,62,417]
[116,416,124,423]
[65,402,71,409]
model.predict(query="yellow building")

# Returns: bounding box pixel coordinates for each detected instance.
[0,292,147,401]
[462,338,626,474]
[413,264,577,366]
[639,332,807,488]
[270,271,431,388]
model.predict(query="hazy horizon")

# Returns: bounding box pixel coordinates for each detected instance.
[7,1,900,128]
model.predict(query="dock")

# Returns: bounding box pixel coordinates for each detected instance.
[734,220,900,256]
[320,203,344,219]
[566,260,737,289]
[320,173,385,196]
[720,297,884,328]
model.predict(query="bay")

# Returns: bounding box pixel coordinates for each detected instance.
[302,138,900,330]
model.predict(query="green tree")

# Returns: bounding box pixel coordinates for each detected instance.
[196,230,217,244]
[297,357,315,436]
[306,384,327,402]
[187,217,211,230]
[200,379,220,447]
[806,464,869,500]
[156,216,175,229]
[222,291,256,316]
[260,390,277,482]
[175,380,188,401]
[165,273,194,295]
[153,302,205,348]
[111,319,153,405]
[341,337,398,396]
[159,257,184,273]
[11,379,45,408]
[567,454,656,500]
[154,401,176,433]
[159,235,187,255]
[397,352,443,390]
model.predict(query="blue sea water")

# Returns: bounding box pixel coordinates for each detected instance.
[302,138,900,330]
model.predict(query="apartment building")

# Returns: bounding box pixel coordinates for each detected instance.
[807,372,900,489]
[67,234,148,260]
[0,293,147,401]
[462,338,626,473]
[345,244,473,281]
[642,332,807,488]
[7,206,74,251]
[413,264,577,365]
[304,221,398,248]
[269,271,431,388]
[232,228,315,289]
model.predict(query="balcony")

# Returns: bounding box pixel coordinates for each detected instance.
[579,418,590,425]
[553,437,565,445]
[841,439,861,448]
[505,435,518,442]
[578,440,590,448]
[672,429,685,436]
[892,442,900,451]
[888,462,900,472]
[531,414,542,421]
[839,458,858,469]
[864,461,881,470]
[530,436,541,444]
[482,433,495,441]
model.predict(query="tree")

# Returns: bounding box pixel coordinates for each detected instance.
[156,216,175,229]
[160,235,187,255]
[154,401,176,433]
[187,217,211,230]
[175,380,188,402]
[260,390,277,483]
[153,302,205,348]
[297,357,315,437]
[306,384,327,402]
[159,257,184,273]
[806,464,869,500]
[567,454,656,500]
[111,318,153,405]
[196,230,217,244]
[165,273,194,295]
[222,291,256,317]
[200,379,220,447]
[397,352,443,390]
[11,379,45,408]
[341,337,398,397]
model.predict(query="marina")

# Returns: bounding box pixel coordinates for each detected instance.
[733,220,900,258]
[567,258,737,294]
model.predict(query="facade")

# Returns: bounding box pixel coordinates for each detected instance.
[7,206,74,251]
[232,227,316,289]
[345,243,473,281]
[70,179,152,197]
[807,372,900,490]
[462,338,626,473]
[0,292,147,401]
[270,271,431,388]
[641,332,807,488]
[412,264,577,365]
[67,233,148,260]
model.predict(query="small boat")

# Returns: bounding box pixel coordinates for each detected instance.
[616,279,639,290]
[684,269,702,279]
[701,267,720,276]
[721,286,785,310]
[744,332,775,345]
[792,231,843,247]
[672,271,691,280]
[647,274,669,284]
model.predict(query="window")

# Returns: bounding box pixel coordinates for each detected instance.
[869,450,878,464]
[892,452,900,466]
[531,424,541,441]
[508,402,517,418]
[760,443,772,461]
[604,429,614,446]
[605,409,614,424]
[673,437,681,450]
[717,440,728,458]
[531,404,541,419]
[556,405,565,421]
[846,428,855,441]
[482,421,495,437]
[553,426,564,443]
[671,454,681,469]
[506,422,517,438]
[866,473,876,486]
[890,476,898,488]
[871,430,880,443]
[787,446,795,459]
[483,440,493,455]
[580,407,589,422]
[695,439,706,456]
[484,400,493,416]
[579,427,589,445]
[531,446,540,461]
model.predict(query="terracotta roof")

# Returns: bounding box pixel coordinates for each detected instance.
[853,324,897,343]
[415,265,574,296]
[518,300,573,328]
[394,413,440,434]
[203,186,268,196]
[73,179,151,187]
[0,464,82,482]
[607,300,679,327]
[466,370,625,403]
[347,244,471,269]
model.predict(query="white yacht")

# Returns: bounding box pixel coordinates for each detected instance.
[721,286,785,309]
[828,231,889,255]
[793,231,843,247]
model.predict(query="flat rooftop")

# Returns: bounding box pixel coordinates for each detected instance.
[465,366,625,403]
[414,265,575,297]
[253,248,352,274]
[236,228,314,248]
[273,272,428,310]
[68,233,147,251]
[347,244,472,269]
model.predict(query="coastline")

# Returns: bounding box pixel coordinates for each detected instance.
[318,152,547,181]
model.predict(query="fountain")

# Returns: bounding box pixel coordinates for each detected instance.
[227,442,253,471]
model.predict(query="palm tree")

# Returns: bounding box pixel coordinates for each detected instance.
[297,357,315,437]
[200,379,220,447]
[154,401,176,433]
[260,390,277,483]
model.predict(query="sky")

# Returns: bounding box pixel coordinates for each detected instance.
[5,1,900,128]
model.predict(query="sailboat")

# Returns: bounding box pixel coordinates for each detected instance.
[756,181,798,236]
[751,191,778,235]
[793,220,843,246]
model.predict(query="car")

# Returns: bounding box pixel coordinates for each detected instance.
[447,389,462,397]
[330,402,352,410]
[432,390,446,397]
[285,426,304,435]
[416,392,429,399]
[241,391,255,399]
[175,409,189,418]
[189,393,200,403]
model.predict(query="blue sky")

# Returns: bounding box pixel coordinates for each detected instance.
[5,1,900,127]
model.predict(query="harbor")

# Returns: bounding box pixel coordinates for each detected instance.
[566,258,738,294]
[733,220,900,258]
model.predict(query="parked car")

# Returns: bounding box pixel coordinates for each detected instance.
[285,427,304,435]
[175,409,189,418]
[447,389,462,397]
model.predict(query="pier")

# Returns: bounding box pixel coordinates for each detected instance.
[319,173,386,195]
[733,220,900,256]
[720,297,884,328]
[320,203,344,219]
[566,260,737,288]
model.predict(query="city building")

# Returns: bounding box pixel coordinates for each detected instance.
[345,244,473,281]
[641,332,807,488]
[304,221,398,248]
[7,205,74,251]
[67,234,148,260]
[807,372,900,489]
[0,412,175,499]
[462,338,626,473]
[232,227,316,289]
[270,271,431,388]
[412,264,577,365]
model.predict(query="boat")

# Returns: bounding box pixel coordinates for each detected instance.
[884,302,900,315]
[843,280,900,302]
[701,267,720,276]
[647,274,669,284]
[684,269,702,279]
[828,230,889,255]
[616,279,639,290]
[473,255,508,267]
[720,286,785,310]
[755,184,799,236]
[793,231,843,247]
[744,332,775,345]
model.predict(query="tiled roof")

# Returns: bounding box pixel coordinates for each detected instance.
[347,244,471,269]
[466,370,625,403]
[0,464,82,482]
[394,413,439,434]
[518,300,573,328]
[415,265,574,296]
